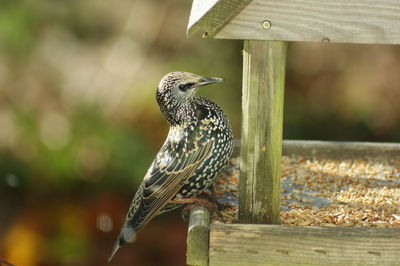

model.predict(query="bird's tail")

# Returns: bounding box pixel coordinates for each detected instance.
[108,226,137,262]
[108,239,121,263]
[108,238,122,263]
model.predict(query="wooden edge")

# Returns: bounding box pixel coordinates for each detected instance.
[232,139,400,160]
[187,205,211,266]
[282,140,400,160]
[211,222,400,237]
[209,223,400,265]
[187,0,252,38]
[213,0,400,45]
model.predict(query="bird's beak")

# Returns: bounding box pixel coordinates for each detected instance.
[197,76,224,87]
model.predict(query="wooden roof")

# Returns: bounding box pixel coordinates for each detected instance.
[188,0,400,44]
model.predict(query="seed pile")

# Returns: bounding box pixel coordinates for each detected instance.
[213,155,400,228]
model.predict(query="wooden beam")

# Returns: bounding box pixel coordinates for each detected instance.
[186,206,210,266]
[239,40,287,224]
[210,223,400,265]
[215,0,400,44]
[187,0,251,37]
[282,140,400,161]
[236,140,400,161]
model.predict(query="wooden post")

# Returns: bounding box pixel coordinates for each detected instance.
[239,40,287,224]
[186,205,210,266]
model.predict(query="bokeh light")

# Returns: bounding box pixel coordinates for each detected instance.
[0,0,399,265]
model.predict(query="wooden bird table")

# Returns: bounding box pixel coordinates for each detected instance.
[185,0,400,265]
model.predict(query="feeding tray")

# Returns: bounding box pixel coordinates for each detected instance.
[187,140,400,265]
[185,1,400,265]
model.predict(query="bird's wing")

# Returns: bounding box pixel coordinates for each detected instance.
[126,136,214,231]
[108,133,214,262]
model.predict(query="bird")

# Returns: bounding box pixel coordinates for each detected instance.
[108,72,234,262]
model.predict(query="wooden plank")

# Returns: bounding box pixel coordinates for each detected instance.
[239,40,287,224]
[187,0,251,37]
[283,140,400,161]
[215,0,400,44]
[210,223,400,265]
[187,206,210,266]
[234,140,400,160]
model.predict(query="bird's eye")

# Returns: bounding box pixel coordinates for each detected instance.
[178,83,194,92]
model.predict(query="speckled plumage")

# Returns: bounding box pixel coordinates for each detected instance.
[108,72,233,262]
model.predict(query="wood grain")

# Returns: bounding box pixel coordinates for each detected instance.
[239,40,287,224]
[215,0,400,44]
[187,206,210,266]
[234,140,400,161]
[210,223,400,265]
[282,140,400,161]
[187,0,251,37]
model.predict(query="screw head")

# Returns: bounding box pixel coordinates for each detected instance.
[321,37,330,43]
[261,20,271,29]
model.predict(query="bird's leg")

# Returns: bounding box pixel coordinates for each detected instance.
[199,189,233,211]
[168,197,216,210]
[198,191,226,211]
[199,188,218,203]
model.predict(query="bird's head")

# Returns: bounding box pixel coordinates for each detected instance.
[156,72,223,125]
[157,71,223,105]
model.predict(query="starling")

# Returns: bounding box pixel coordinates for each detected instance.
[108,72,234,261]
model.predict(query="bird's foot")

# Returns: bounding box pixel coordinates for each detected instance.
[169,197,221,222]
[198,191,232,211]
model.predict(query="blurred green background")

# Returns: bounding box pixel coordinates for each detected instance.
[0,0,399,265]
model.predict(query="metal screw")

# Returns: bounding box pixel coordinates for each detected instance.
[261,20,271,29]
[321,37,330,43]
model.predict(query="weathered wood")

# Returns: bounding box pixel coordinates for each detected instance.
[210,223,400,265]
[187,206,210,266]
[239,40,287,224]
[235,139,400,161]
[283,140,400,161]
[188,0,400,45]
[187,0,251,37]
